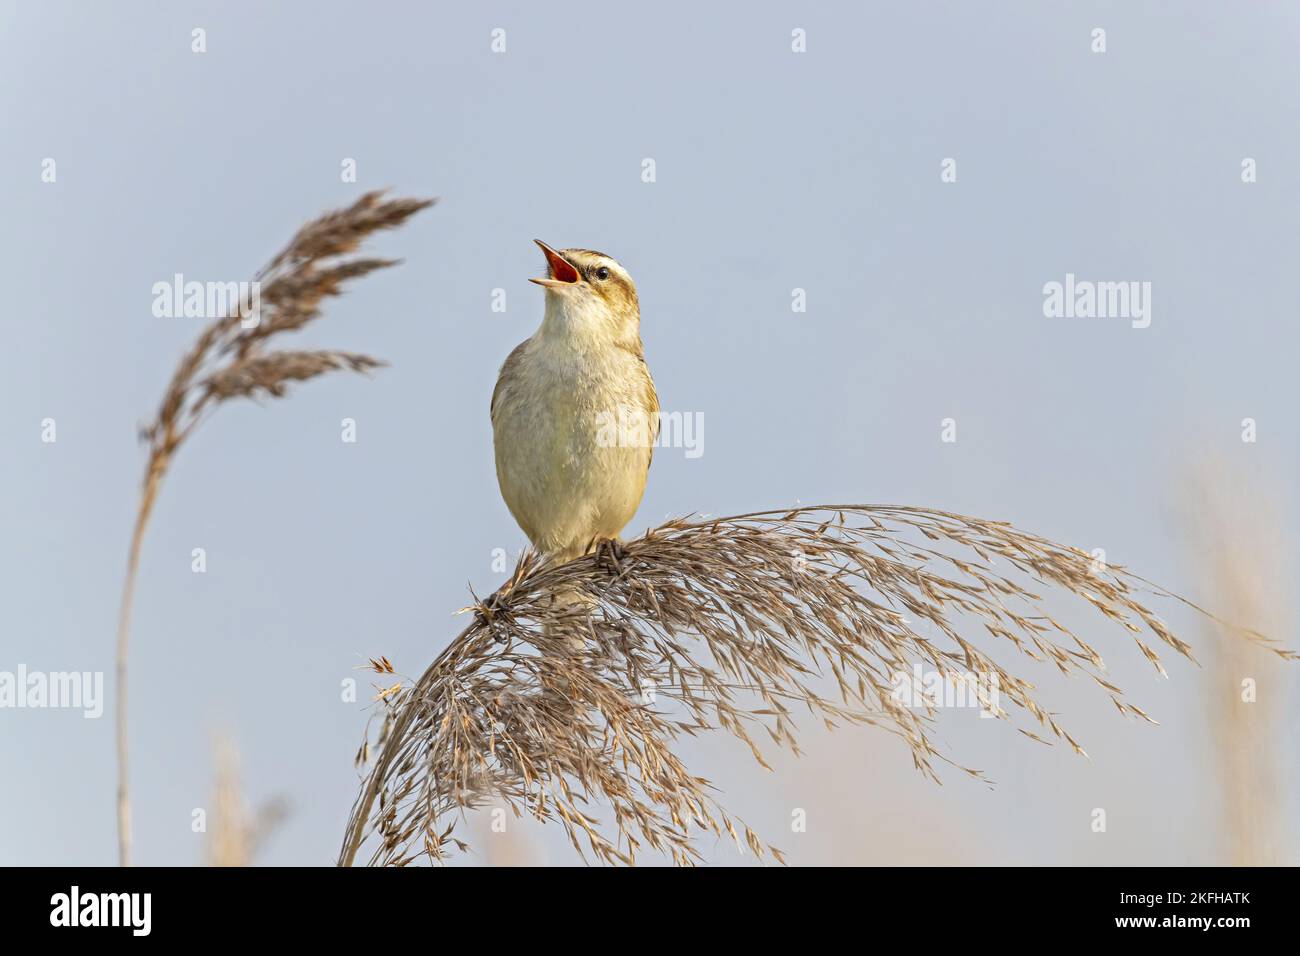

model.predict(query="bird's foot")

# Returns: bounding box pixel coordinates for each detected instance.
[593,537,628,577]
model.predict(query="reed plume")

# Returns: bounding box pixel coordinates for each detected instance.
[338,504,1294,867]
[1187,458,1293,865]
[116,191,434,866]
[206,732,289,867]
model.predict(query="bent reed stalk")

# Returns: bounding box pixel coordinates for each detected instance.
[115,191,433,866]
[338,504,1294,867]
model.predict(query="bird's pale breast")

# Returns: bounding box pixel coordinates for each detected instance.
[492,336,657,562]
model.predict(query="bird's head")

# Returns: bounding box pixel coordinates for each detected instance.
[530,240,640,343]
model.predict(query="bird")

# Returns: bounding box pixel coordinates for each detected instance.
[491,241,659,567]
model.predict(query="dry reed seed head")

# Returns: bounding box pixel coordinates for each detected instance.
[201,350,386,404]
[264,192,436,274]
[1186,456,1291,865]
[340,504,1292,867]
[229,257,404,357]
[118,191,431,868]
[137,192,433,463]
[207,734,290,867]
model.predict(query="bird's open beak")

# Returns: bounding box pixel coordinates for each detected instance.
[529,240,581,289]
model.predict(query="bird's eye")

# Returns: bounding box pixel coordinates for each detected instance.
[594,266,610,281]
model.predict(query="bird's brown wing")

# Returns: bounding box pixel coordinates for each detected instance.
[640,356,660,477]
[490,339,531,423]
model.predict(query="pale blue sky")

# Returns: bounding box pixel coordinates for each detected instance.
[2,1,1297,865]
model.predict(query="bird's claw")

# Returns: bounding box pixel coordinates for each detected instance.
[594,537,628,577]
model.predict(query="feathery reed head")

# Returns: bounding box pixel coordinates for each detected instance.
[206,733,289,868]
[339,504,1294,867]
[140,191,434,468]
[116,190,432,866]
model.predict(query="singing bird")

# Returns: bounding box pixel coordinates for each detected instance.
[491,241,659,564]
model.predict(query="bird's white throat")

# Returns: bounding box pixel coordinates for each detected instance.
[539,288,636,351]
